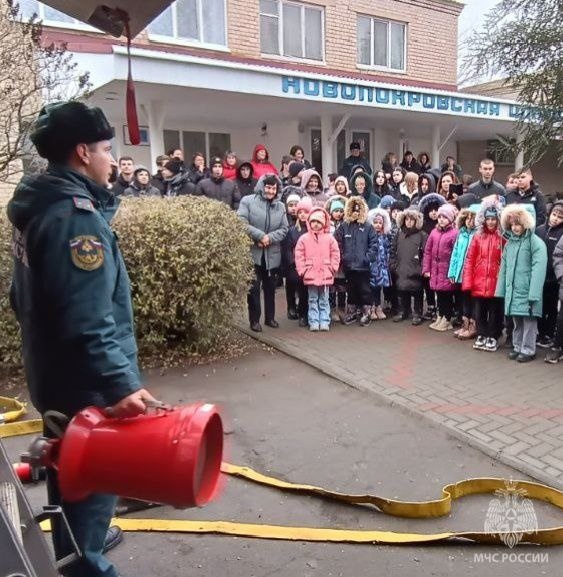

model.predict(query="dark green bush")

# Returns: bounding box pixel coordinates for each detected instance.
[113,196,254,358]
[0,196,254,369]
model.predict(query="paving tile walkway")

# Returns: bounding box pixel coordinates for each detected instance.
[238,294,563,489]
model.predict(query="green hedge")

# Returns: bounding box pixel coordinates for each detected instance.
[0,196,254,369]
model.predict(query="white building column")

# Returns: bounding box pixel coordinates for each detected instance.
[142,100,165,173]
[515,130,525,170]
[321,114,334,176]
[431,125,440,168]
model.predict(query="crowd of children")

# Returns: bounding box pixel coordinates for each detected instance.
[112,144,562,365]
[277,180,562,365]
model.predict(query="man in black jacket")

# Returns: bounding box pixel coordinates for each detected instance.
[468,159,506,199]
[196,157,240,209]
[505,168,547,226]
[339,142,372,181]
[111,155,135,196]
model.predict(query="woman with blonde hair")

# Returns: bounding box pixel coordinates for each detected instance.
[400,171,420,205]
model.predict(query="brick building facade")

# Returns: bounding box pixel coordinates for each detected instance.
[14,0,563,195]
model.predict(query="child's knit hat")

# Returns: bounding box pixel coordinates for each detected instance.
[329,199,345,212]
[379,195,395,210]
[437,203,457,223]
[286,193,301,205]
[296,196,313,214]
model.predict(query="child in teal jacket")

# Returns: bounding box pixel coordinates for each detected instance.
[495,204,548,362]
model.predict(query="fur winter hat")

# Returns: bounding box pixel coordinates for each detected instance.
[397,208,424,230]
[367,208,392,233]
[31,101,113,161]
[437,203,457,224]
[344,195,368,224]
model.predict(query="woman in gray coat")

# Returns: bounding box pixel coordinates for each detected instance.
[237,174,289,332]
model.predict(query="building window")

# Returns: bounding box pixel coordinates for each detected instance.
[164,130,231,164]
[18,0,98,31]
[149,0,227,47]
[260,0,324,61]
[357,15,406,72]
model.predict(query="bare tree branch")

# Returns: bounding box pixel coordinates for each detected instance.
[0,1,91,182]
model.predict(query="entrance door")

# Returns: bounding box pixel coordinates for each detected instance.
[310,129,322,176]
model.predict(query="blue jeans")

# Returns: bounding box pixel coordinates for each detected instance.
[47,468,119,577]
[308,285,331,328]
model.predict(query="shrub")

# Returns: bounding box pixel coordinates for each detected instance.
[0,195,254,370]
[113,196,254,359]
[0,208,21,369]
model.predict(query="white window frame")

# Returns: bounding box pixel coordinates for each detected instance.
[260,0,325,64]
[19,1,101,33]
[356,15,407,74]
[148,0,229,51]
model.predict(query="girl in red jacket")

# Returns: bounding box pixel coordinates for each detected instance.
[295,208,341,332]
[462,197,505,352]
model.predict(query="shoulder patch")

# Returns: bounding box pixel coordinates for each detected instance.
[69,235,104,271]
[73,197,95,212]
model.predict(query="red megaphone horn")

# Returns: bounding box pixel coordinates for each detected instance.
[40,403,223,508]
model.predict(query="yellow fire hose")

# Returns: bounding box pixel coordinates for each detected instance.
[0,396,27,425]
[2,416,563,545]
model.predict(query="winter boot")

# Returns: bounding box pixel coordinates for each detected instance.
[359,305,372,326]
[462,318,477,340]
[341,305,358,325]
[453,316,468,338]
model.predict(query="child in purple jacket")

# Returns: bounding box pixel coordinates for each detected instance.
[423,203,459,331]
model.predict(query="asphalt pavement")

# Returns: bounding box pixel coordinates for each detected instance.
[4,344,561,577]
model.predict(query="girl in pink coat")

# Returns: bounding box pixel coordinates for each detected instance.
[295,208,341,332]
[422,203,459,331]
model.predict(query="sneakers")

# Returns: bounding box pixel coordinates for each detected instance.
[287,308,298,320]
[341,305,358,325]
[320,324,330,332]
[484,337,498,352]
[536,335,554,349]
[507,349,520,360]
[393,313,408,322]
[309,324,319,332]
[359,305,371,326]
[545,347,563,364]
[298,317,308,328]
[473,336,487,350]
[370,305,378,321]
[423,306,436,321]
[428,315,443,330]
[433,317,453,332]
[412,315,423,326]
[516,353,536,363]
[330,308,341,322]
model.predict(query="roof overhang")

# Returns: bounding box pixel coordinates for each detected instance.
[72,46,522,137]
[38,1,173,37]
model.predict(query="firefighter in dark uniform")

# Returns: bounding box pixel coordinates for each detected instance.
[7,101,156,577]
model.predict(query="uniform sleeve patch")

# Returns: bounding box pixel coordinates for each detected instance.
[73,197,95,212]
[70,235,104,271]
